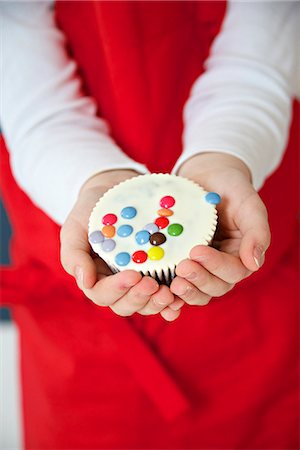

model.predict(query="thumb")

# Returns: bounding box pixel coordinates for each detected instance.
[60,217,97,289]
[236,192,271,272]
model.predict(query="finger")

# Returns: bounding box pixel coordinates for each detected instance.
[110,276,159,317]
[159,298,185,322]
[160,308,181,322]
[83,270,142,306]
[137,285,174,316]
[170,276,212,306]
[60,218,98,289]
[176,259,234,297]
[167,298,185,311]
[235,192,270,271]
[190,245,251,284]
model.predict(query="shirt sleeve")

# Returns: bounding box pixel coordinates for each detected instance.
[174,1,300,190]
[0,2,149,225]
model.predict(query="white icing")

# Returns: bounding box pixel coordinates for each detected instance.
[88,174,218,277]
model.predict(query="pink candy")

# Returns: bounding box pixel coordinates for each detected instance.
[160,196,175,209]
[102,213,117,226]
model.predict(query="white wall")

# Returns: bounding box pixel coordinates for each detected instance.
[0,320,23,450]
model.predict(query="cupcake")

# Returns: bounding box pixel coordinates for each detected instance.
[88,174,220,285]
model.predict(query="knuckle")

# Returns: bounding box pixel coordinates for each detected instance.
[100,297,114,307]
[201,296,211,305]
[85,294,105,307]
[231,269,248,284]
[183,284,212,305]
[214,283,235,297]
[110,306,133,317]
[129,290,150,307]
[184,286,202,305]
[194,271,209,289]
[138,308,155,316]
[90,292,112,306]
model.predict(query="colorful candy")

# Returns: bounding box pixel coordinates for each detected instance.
[150,232,166,246]
[115,252,130,266]
[117,224,133,237]
[135,230,150,245]
[167,223,183,236]
[148,247,164,260]
[102,225,115,238]
[204,192,221,205]
[155,217,169,229]
[157,208,173,217]
[144,223,159,234]
[102,239,116,252]
[160,196,175,208]
[97,192,184,265]
[102,213,117,225]
[88,230,104,244]
[132,250,148,264]
[121,206,137,219]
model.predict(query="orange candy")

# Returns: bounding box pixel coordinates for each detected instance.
[102,225,115,238]
[157,208,173,217]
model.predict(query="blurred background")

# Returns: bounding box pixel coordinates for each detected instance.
[1,198,11,265]
[0,198,23,449]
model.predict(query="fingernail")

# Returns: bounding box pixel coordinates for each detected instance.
[75,266,84,289]
[154,297,169,306]
[185,272,197,280]
[253,246,265,269]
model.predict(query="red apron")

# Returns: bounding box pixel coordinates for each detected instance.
[0,2,299,448]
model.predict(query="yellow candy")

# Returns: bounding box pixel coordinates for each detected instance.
[148,246,164,260]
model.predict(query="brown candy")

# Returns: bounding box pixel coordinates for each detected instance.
[150,232,166,246]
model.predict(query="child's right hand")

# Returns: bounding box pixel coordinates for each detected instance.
[60,170,183,321]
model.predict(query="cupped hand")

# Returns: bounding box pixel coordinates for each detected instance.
[60,170,182,321]
[171,152,271,306]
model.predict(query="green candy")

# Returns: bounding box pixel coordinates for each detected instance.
[167,223,183,236]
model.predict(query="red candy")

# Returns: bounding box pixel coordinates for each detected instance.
[132,250,148,264]
[160,195,175,208]
[155,217,169,229]
[102,213,117,225]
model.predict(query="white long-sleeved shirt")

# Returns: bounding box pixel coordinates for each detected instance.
[1,1,299,225]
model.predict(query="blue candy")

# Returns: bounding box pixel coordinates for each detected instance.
[144,223,159,234]
[115,252,131,266]
[135,230,150,245]
[88,230,104,244]
[121,206,137,219]
[205,192,221,205]
[117,224,133,237]
[101,239,116,252]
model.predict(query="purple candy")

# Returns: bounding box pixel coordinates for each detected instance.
[101,239,116,252]
[88,230,104,244]
[144,223,159,234]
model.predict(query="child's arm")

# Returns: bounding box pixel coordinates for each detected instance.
[0,2,148,225]
[169,2,299,308]
[175,1,299,187]
[1,2,182,321]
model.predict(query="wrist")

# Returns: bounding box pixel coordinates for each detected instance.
[80,169,140,194]
[177,152,252,184]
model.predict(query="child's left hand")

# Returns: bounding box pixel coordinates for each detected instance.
[167,152,271,309]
